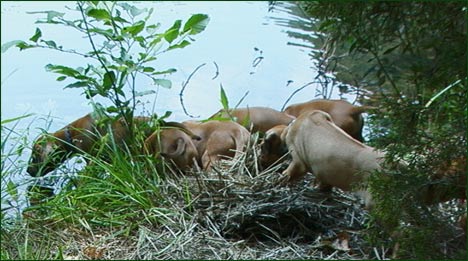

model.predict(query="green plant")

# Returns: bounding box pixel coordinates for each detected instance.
[2,1,209,140]
[291,2,466,258]
[1,114,64,260]
[2,1,211,256]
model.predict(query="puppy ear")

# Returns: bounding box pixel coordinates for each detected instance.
[161,137,186,157]
[265,132,281,146]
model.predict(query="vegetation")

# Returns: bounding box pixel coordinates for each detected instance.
[2,1,209,139]
[297,1,466,259]
[1,1,466,260]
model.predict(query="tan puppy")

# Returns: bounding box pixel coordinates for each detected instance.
[27,113,199,176]
[210,107,295,133]
[143,127,200,171]
[183,120,251,170]
[284,99,375,142]
[259,125,289,169]
[284,110,386,208]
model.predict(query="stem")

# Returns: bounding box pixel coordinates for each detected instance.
[179,63,206,118]
[281,81,318,111]
[369,48,402,98]
[30,44,98,60]
[78,1,129,128]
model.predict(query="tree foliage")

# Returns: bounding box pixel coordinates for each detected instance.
[297,1,466,259]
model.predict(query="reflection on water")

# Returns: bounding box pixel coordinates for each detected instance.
[1,1,353,214]
[267,2,316,51]
[269,2,362,104]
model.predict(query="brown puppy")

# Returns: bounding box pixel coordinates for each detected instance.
[27,113,199,176]
[259,125,289,169]
[143,127,199,171]
[284,99,375,142]
[210,107,295,133]
[183,120,251,170]
[283,110,386,208]
[259,99,375,169]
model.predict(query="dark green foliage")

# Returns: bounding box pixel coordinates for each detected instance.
[297,1,467,259]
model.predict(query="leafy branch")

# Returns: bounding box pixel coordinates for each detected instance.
[2,1,210,139]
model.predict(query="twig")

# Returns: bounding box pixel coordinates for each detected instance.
[281,81,318,111]
[233,91,250,109]
[179,63,206,118]
[212,61,219,80]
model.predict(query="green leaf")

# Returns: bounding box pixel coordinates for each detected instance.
[183,14,210,35]
[1,113,34,125]
[88,28,114,38]
[122,21,145,36]
[1,40,27,53]
[117,2,146,17]
[87,9,111,21]
[27,11,65,22]
[160,111,172,120]
[7,181,18,201]
[112,16,129,24]
[129,6,146,17]
[56,76,67,81]
[220,85,229,109]
[167,40,191,50]
[151,68,177,75]
[164,20,181,43]
[138,53,148,60]
[149,35,163,47]
[383,44,401,55]
[29,28,42,42]
[153,79,172,89]
[65,81,89,88]
[45,64,80,77]
[135,90,156,97]
[41,40,57,48]
[143,67,155,73]
[16,42,35,51]
[318,19,335,31]
[106,106,120,113]
[146,23,161,34]
[103,71,116,89]
[135,36,145,47]
[85,89,98,99]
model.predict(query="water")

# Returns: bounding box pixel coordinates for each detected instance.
[1,1,351,213]
[2,1,320,125]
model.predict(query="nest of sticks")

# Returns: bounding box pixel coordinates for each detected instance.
[127,136,374,260]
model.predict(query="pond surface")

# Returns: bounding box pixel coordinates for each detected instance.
[1,1,354,212]
[2,1,324,126]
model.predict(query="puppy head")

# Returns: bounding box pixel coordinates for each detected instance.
[145,128,199,171]
[259,125,288,169]
[27,134,68,177]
